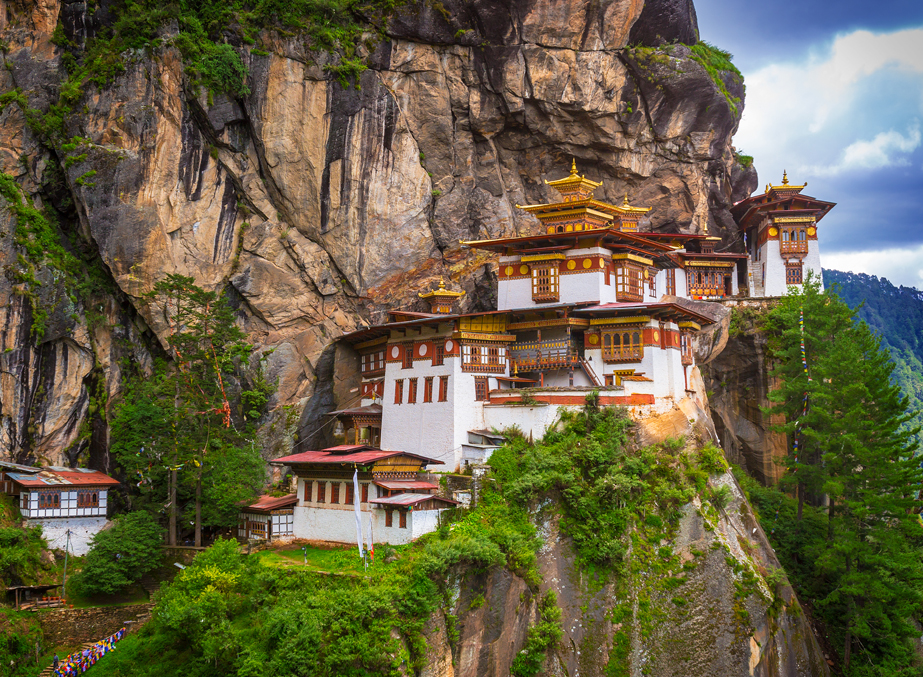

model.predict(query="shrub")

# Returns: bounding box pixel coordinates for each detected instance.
[74,512,164,595]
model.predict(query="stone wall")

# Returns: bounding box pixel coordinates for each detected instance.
[39,603,154,647]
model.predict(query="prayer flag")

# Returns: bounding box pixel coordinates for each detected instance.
[353,469,364,558]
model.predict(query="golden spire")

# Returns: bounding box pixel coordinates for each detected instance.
[622,194,630,207]
[570,158,578,176]
[781,170,789,185]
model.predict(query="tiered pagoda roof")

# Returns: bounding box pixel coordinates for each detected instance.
[731,171,836,230]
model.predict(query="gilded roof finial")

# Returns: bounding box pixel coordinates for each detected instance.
[438,277,446,290]
[622,194,630,207]
[781,170,789,185]
[570,158,578,176]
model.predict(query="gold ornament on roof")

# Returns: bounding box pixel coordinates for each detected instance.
[418,277,465,299]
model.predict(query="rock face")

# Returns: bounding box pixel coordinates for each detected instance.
[0,0,753,467]
[699,301,789,486]
[416,410,829,676]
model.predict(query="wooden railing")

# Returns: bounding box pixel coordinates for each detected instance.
[780,239,808,254]
[601,346,644,363]
[511,339,579,371]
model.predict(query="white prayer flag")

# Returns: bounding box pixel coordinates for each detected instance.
[353,469,364,558]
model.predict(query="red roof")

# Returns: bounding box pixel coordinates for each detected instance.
[373,480,439,491]
[271,448,443,466]
[7,469,120,488]
[370,493,458,507]
[243,494,298,513]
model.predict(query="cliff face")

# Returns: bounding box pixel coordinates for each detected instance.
[0,0,754,466]
[417,409,829,677]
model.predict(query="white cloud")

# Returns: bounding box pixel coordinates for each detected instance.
[734,26,923,181]
[824,244,923,290]
[806,123,921,175]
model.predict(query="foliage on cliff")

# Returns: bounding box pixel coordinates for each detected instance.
[0,608,46,677]
[761,274,923,675]
[85,404,742,676]
[110,275,272,542]
[823,269,923,441]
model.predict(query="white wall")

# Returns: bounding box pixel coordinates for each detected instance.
[20,489,108,519]
[292,503,447,545]
[28,517,108,555]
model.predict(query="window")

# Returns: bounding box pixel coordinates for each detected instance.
[474,376,489,401]
[439,375,449,402]
[76,491,99,508]
[432,342,445,366]
[361,483,369,503]
[615,264,642,301]
[385,510,393,527]
[304,480,313,502]
[665,269,676,296]
[648,273,656,297]
[402,343,413,369]
[680,332,693,365]
[361,349,385,376]
[317,482,326,504]
[408,378,418,403]
[424,377,434,403]
[331,482,340,504]
[786,262,803,285]
[462,343,506,372]
[399,510,407,528]
[531,265,559,302]
[40,493,60,509]
[345,482,353,505]
[601,329,643,363]
[394,379,404,404]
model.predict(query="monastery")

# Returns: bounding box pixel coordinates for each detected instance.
[271,163,834,546]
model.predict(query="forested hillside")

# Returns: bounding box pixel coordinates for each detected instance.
[823,270,923,438]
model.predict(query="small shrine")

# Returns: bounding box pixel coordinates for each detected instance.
[418,278,465,314]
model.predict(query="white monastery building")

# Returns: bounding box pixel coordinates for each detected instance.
[0,462,120,555]
[273,163,833,546]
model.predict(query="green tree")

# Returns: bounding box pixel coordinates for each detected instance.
[765,275,923,673]
[112,275,270,545]
[75,512,164,595]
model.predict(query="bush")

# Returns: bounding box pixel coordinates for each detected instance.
[0,526,47,587]
[74,512,164,595]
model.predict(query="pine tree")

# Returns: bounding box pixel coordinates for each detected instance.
[766,276,923,673]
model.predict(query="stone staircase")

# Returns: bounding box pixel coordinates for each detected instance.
[40,641,97,676]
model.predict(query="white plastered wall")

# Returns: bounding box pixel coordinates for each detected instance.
[29,517,109,555]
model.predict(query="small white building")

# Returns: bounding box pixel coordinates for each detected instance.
[270,445,456,546]
[732,172,835,297]
[237,493,297,542]
[2,465,120,555]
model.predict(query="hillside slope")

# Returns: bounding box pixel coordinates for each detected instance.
[823,269,923,437]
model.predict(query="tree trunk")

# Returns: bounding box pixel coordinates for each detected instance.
[195,463,202,548]
[844,555,853,671]
[168,466,177,546]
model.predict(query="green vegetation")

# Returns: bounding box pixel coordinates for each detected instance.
[0,526,47,588]
[824,269,923,442]
[0,608,46,677]
[734,150,754,168]
[85,402,742,676]
[727,304,765,338]
[760,272,923,674]
[71,512,164,596]
[688,41,743,116]
[110,275,271,545]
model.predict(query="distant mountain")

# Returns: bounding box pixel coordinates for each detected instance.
[823,269,923,442]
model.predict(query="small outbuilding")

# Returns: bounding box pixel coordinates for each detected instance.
[237,494,297,542]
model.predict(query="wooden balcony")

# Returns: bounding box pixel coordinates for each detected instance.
[511,339,579,372]
[601,346,644,363]
[780,240,808,255]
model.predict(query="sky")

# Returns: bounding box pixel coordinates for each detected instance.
[694,0,923,289]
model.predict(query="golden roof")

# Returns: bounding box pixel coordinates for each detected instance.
[766,170,807,194]
[544,159,603,193]
[418,278,465,300]
[617,194,652,215]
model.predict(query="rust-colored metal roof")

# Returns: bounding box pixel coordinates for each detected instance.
[369,493,458,507]
[327,404,383,417]
[373,480,439,491]
[271,448,443,466]
[7,469,119,488]
[573,301,717,325]
[242,494,298,513]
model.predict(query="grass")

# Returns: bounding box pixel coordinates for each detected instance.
[688,41,744,116]
[254,543,372,574]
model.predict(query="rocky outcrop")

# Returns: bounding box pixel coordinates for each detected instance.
[698,300,788,486]
[416,409,828,676]
[0,0,752,466]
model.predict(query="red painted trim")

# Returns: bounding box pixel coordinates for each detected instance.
[489,393,655,405]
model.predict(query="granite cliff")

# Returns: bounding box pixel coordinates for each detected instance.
[0,0,756,466]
